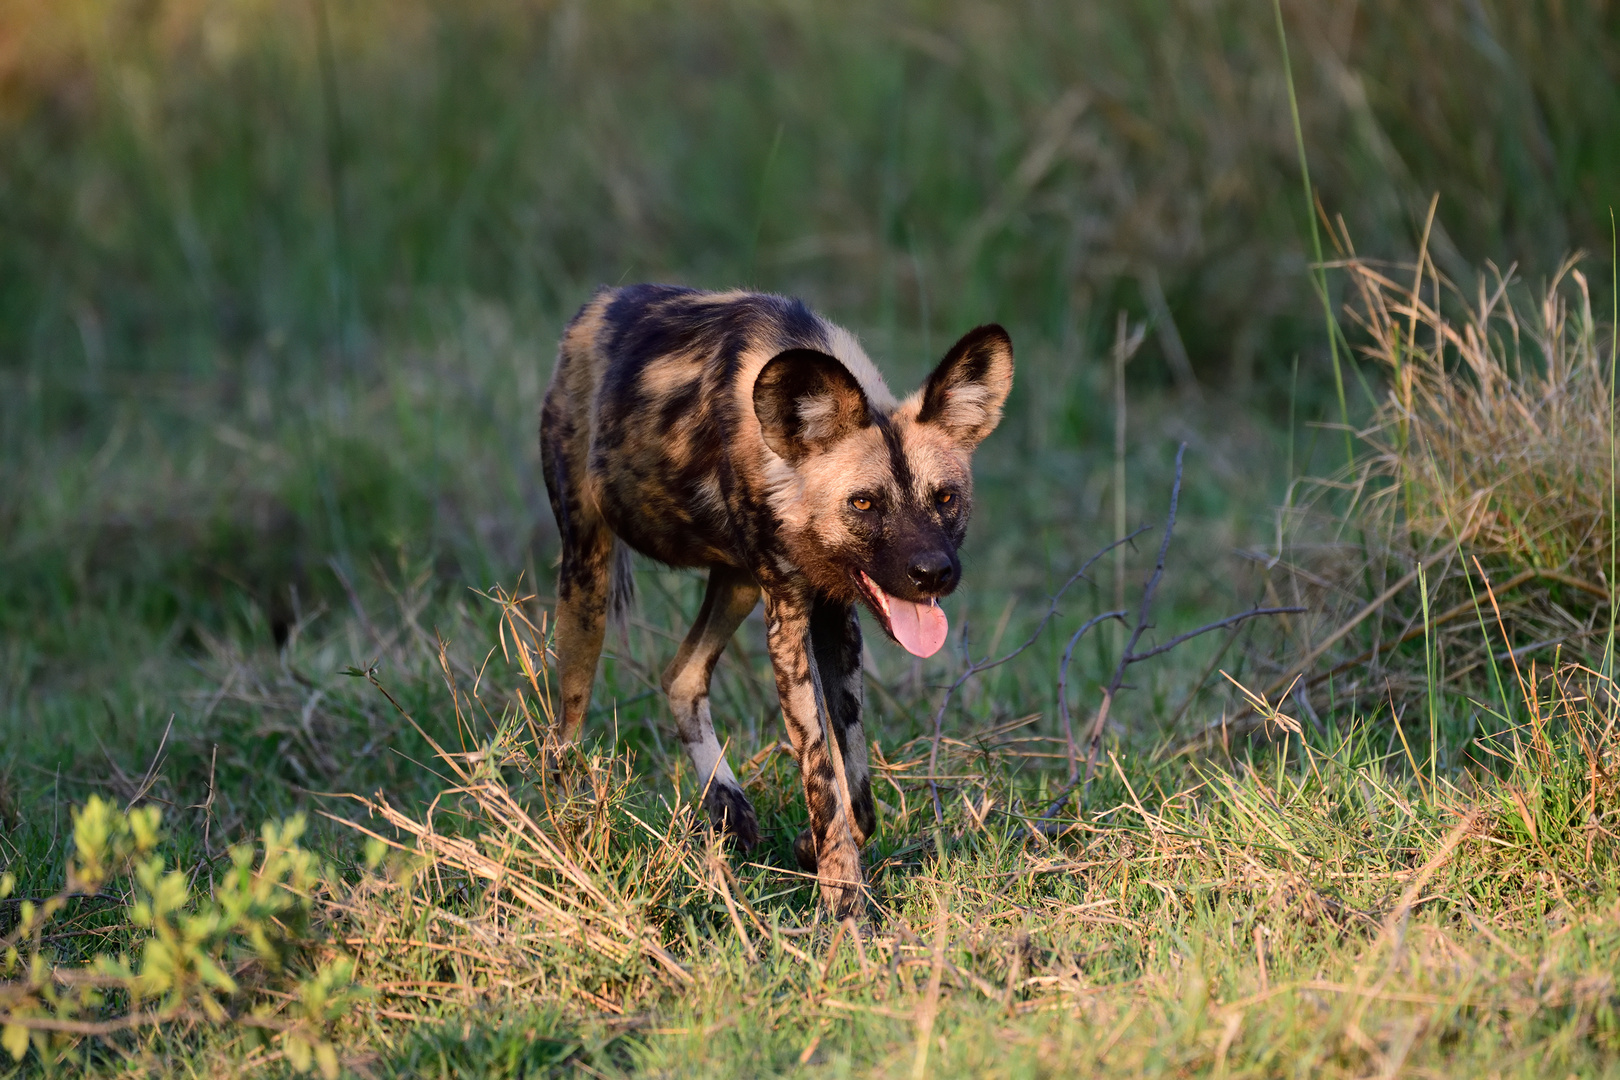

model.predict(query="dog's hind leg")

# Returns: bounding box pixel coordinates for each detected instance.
[552,519,613,744]
[541,411,613,745]
[794,596,877,872]
[662,566,762,848]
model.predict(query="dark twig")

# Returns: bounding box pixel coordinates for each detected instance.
[1021,444,1303,831]
[1080,443,1191,784]
[928,527,1151,825]
[1164,603,1256,733]
[1126,606,1306,664]
[1057,611,1129,780]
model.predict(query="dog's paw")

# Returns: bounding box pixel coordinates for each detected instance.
[703,783,761,851]
[816,841,865,919]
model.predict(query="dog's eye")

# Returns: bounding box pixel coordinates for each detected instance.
[936,491,956,507]
[849,495,873,512]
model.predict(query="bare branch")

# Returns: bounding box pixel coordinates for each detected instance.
[1126,606,1305,663]
[1057,610,1128,780]
[1081,442,1191,784]
[1015,444,1304,832]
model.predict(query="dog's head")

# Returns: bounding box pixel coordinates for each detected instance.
[753,325,1014,657]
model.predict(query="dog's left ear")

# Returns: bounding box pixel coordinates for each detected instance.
[917,325,1014,448]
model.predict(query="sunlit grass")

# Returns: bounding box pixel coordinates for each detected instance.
[6,584,1618,1076]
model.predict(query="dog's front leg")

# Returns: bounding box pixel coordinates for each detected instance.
[763,587,865,918]
[793,596,875,872]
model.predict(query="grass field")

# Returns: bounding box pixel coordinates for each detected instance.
[3,1,1619,1076]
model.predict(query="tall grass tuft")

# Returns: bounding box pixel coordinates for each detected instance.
[328,591,709,1012]
[1351,255,1615,598]
[1261,250,1618,724]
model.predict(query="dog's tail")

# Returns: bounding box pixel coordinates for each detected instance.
[608,537,635,639]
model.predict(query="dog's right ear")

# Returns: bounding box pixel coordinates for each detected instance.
[753,349,871,462]
[917,325,1014,450]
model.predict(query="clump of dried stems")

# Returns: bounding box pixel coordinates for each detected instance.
[1256,237,1617,716]
[1354,249,1614,596]
[322,589,710,1015]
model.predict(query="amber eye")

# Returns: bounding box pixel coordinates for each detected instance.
[936,491,955,507]
[850,495,873,512]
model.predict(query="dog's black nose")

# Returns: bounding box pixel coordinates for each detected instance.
[907,552,955,593]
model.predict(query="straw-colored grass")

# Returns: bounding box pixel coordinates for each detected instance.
[1247,239,1617,726]
[325,592,707,1012]
[1350,248,1614,601]
[317,594,1620,1077]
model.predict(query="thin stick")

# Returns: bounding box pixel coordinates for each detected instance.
[1083,444,1188,783]
[1273,0,1351,471]
[1124,606,1306,664]
[1115,311,1129,650]
[1020,446,1302,827]
[1113,312,1147,657]
[1059,611,1130,780]
[1608,209,1618,684]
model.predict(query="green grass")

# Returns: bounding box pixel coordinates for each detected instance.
[4,1,1620,1075]
[6,597,1619,1077]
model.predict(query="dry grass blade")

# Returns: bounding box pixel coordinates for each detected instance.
[342,779,692,987]
[910,895,948,1080]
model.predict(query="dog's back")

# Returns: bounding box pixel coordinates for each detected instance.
[543,285,894,570]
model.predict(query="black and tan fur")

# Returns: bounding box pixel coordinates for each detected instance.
[540,284,1013,916]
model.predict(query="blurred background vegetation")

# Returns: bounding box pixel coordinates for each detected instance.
[3,0,1619,819]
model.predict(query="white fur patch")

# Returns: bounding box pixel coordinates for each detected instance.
[823,324,897,409]
[796,394,842,442]
[937,381,993,431]
[676,699,740,793]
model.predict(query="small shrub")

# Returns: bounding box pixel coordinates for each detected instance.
[0,799,362,1076]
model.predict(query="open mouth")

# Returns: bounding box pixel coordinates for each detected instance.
[854,570,950,658]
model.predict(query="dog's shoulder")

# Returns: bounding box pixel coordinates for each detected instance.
[584,285,895,407]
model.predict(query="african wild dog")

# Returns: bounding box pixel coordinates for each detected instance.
[540,285,1013,916]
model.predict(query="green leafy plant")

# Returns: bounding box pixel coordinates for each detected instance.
[0,798,364,1077]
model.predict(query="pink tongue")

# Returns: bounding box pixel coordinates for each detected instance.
[886,594,949,658]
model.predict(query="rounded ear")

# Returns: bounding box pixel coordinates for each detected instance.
[917,325,1014,448]
[753,349,872,462]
